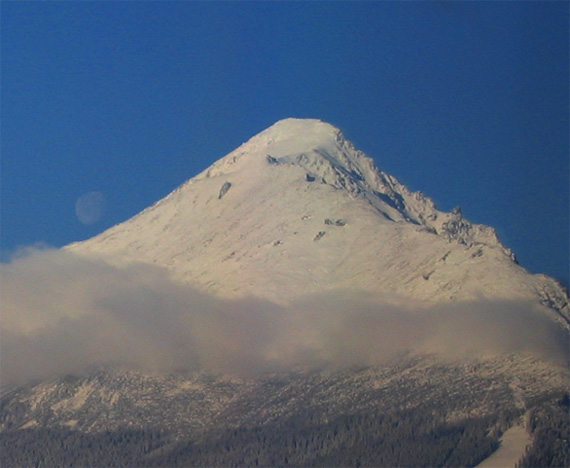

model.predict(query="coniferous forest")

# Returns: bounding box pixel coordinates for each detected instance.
[1,365,567,467]
[0,407,512,467]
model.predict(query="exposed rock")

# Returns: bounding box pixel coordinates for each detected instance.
[218,181,232,199]
[324,218,346,226]
[313,231,326,241]
[440,208,474,245]
[472,248,484,258]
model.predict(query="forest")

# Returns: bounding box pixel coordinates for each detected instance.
[1,390,567,467]
[517,394,569,468]
[1,407,505,467]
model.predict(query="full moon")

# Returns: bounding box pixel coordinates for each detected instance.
[75,191,105,225]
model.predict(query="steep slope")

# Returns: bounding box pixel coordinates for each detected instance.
[2,355,568,467]
[2,118,568,467]
[67,119,569,322]
[2,355,566,435]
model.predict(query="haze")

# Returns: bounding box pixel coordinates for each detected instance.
[1,248,565,387]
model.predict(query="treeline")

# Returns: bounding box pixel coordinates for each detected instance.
[517,394,570,468]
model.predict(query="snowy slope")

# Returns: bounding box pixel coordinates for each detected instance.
[4,118,568,467]
[67,119,569,321]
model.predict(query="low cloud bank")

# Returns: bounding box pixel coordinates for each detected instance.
[1,248,567,386]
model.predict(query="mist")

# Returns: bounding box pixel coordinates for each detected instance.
[1,247,567,387]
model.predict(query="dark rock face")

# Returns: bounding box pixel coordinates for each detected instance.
[439,208,474,245]
[313,231,326,241]
[324,218,346,226]
[218,181,232,199]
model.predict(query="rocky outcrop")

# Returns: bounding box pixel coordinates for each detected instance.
[218,181,232,199]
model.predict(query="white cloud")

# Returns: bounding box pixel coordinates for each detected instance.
[1,247,566,386]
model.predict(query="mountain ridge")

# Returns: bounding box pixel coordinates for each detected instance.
[66,119,568,323]
[181,118,506,250]
[2,118,569,467]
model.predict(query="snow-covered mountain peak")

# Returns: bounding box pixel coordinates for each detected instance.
[251,118,342,147]
[197,118,369,182]
[194,119,407,219]
[66,119,569,323]
[194,119,506,249]
[236,118,346,158]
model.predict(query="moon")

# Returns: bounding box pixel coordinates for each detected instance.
[75,191,105,225]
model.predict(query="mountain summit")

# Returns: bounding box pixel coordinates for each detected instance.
[3,119,569,467]
[68,118,568,321]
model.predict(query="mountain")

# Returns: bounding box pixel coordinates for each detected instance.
[66,118,568,316]
[1,118,568,467]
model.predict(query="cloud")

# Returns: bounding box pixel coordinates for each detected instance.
[1,247,567,387]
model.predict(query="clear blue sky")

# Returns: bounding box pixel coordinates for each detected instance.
[2,1,568,286]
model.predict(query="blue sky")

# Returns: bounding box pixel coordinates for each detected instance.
[1,1,568,285]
